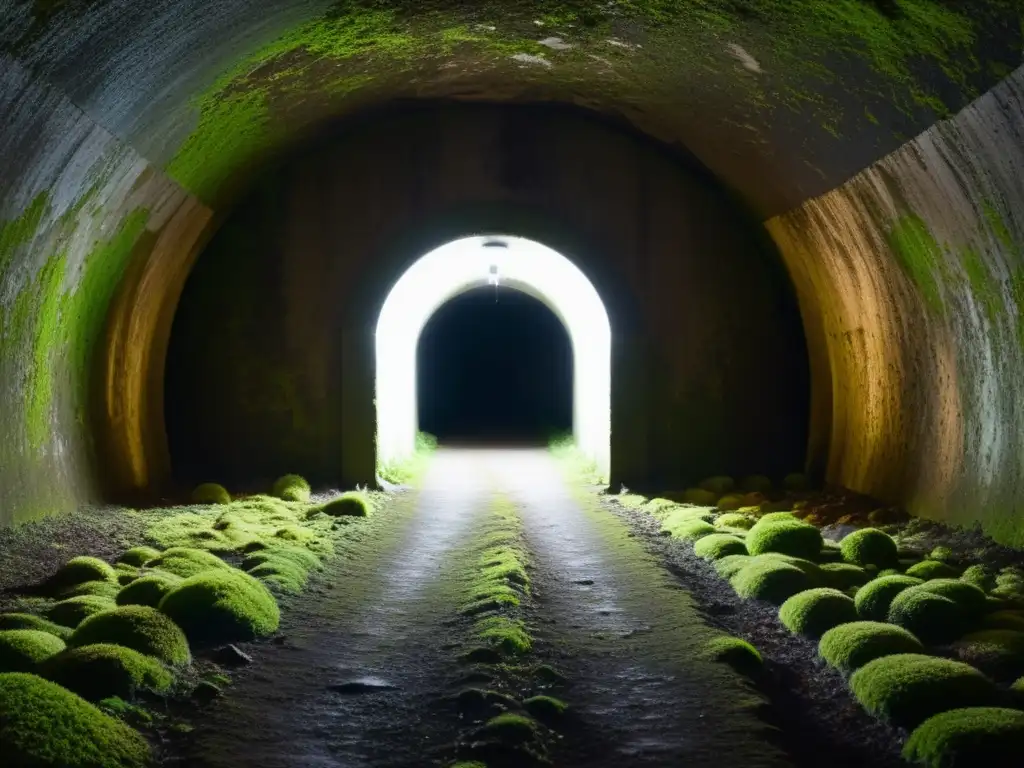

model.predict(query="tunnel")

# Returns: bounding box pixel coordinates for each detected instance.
[2,1,1024,765]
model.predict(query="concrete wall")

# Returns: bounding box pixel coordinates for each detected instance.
[164,103,810,492]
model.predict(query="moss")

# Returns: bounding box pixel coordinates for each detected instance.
[48,557,117,591]
[42,643,174,701]
[758,511,799,524]
[981,611,1024,633]
[523,695,567,722]
[191,483,231,505]
[915,579,987,617]
[783,472,809,491]
[146,547,232,578]
[854,575,923,621]
[47,596,116,628]
[903,707,1024,767]
[247,556,309,594]
[70,605,191,666]
[746,518,823,559]
[680,488,719,506]
[953,629,1024,681]
[716,493,746,511]
[730,559,814,605]
[714,554,754,580]
[961,565,996,592]
[0,613,72,640]
[478,712,540,743]
[693,534,747,561]
[840,528,898,568]
[475,616,532,656]
[886,214,946,314]
[0,672,151,768]
[116,547,161,568]
[271,474,311,502]
[887,589,965,644]
[820,563,871,590]
[159,569,280,646]
[242,545,322,573]
[740,475,772,493]
[779,588,858,638]
[701,636,763,678]
[660,514,716,541]
[715,512,756,530]
[315,491,372,517]
[819,621,925,675]
[59,580,121,600]
[0,630,66,672]
[906,560,961,580]
[115,566,139,586]
[929,546,956,563]
[115,573,182,608]
[698,475,735,494]
[961,246,1002,327]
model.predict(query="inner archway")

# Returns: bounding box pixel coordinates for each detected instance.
[417,287,572,443]
[375,235,611,478]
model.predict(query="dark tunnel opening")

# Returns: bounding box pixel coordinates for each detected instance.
[416,287,573,445]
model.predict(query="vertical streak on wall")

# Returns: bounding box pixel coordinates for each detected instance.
[768,66,1024,546]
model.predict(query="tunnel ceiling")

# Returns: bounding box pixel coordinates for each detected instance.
[2,0,1019,217]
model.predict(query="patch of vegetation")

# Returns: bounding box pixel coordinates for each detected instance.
[693,533,747,561]
[714,554,754,580]
[47,596,117,628]
[0,613,72,640]
[660,511,716,540]
[314,491,372,517]
[0,629,66,672]
[906,559,961,580]
[903,706,1024,767]
[886,214,947,314]
[146,547,233,578]
[740,475,773,493]
[699,476,735,494]
[48,556,117,591]
[746,518,824,559]
[850,654,999,728]
[246,555,309,594]
[961,564,996,592]
[730,559,815,605]
[380,431,440,485]
[821,562,872,590]
[42,643,174,701]
[701,636,763,678]
[887,588,965,644]
[116,547,161,568]
[191,483,231,505]
[714,493,746,511]
[523,695,567,723]
[819,621,925,675]
[954,630,1024,681]
[783,473,809,491]
[840,528,898,568]
[854,574,923,621]
[69,605,191,666]
[982,611,1024,633]
[116,573,182,608]
[915,579,987,617]
[271,474,311,502]
[682,488,720,506]
[478,712,540,743]
[159,569,280,646]
[715,512,756,530]
[0,672,151,768]
[779,588,858,638]
[59,580,121,600]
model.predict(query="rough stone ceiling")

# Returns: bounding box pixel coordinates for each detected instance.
[3,0,1020,218]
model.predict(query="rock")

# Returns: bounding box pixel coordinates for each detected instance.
[820,524,860,542]
[213,644,253,666]
[328,676,398,694]
[192,681,222,702]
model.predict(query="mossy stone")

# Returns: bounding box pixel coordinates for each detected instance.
[821,563,872,590]
[961,565,995,592]
[840,528,898,568]
[693,534,747,561]
[714,554,753,580]
[929,546,956,563]
[59,580,121,600]
[740,475,773,493]
[903,707,1024,768]
[70,605,191,666]
[779,588,858,638]
[117,547,162,568]
[953,629,1024,681]
[247,556,308,594]
[523,695,567,722]
[316,492,371,517]
[730,560,814,605]
[0,672,151,767]
[854,575,923,621]
[0,630,66,672]
[981,611,1024,633]
[906,560,961,580]
[887,588,965,645]
[271,474,311,502]
[819,621,925,675]
[42,643,173,701]
[661,514,716,541]
[757,511,798,524]
[478,712,539,744]
[115,573,182,608]
[850,654,998,728]
[716,493,745,511]
[915,579,987,618]
[682,488,719,506]
[48,557,116,591]
[715,512,755,530]
[47,596,116,628]
[702,636,762,678]
[159,569,280,646]
[783,472,809,491]
[747,519,823,560]
[0,613,72,640]
[146,547,231,578]
[191,482,231,505]
[698,475,735,494]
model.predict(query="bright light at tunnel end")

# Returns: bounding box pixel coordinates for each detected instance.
[375,235,611,476]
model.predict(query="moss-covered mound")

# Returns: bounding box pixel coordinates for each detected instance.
[159,569,280,645]
[116,547,162,568]
[701,636,762,678]
[915,579,988,617]
[714,512,756,530]
[953,630,1024,681]
[271,473,311,502]
[115,573,182,608]
[315,492,371,517]
[960,565,996,592]
[850,654,999,728]
[982,611,1024,633]
[70,606,191,666]
[478,712,540,743]
[48,557,117,591]
[0,672,150,767]
[246,556,309,594]
[42,643,173,701]
[854,575,923,621]
[242,545,322,574]
[840,528,898,568]
[523,695,567,723]
[887,589,965,645]
[661,512,716,541]
[0,630,66,672]
[731,560,814,605]
[146,547,231,578]
[746,519,823,560]
[818,621,925,675]
[906,560,961,580]
[46,596,116,628]
[59,581,121,600]
[682,488,720,506]
[903,707,1024,768]
[821,563,872,590]
[779,588,858,638]
[698,475,734,494]
[714,554,753,580]
[693,534,747,561]
[740,475,772,493]
[191,482,231,505]
[0,614,72,640]
[757,511,798,524]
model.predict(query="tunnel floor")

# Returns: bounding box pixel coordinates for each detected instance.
[177,449,786,768]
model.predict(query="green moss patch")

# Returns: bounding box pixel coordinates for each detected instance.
[682,488,720,506]
[698,475,735,494]
[904,707,1024,767]
[693,534,747,561]
[146,547,232,578]
[747,518,823,559]
[915,579,987,617]
[854,575,923,621]
[715,512,756,530]
[660,511,716,541]
[887,589,965,645]
[730,560,814,605]
[818,621,924,675]
[315,492,372,517]
[779,588,858,638]
[850,654,998,728]
[42,643,173,701]
[48,557,116,591]
[47,596,116,628]
[116,547,162,568]
[70,605,191,666]
[953,630,1024,681]
[701,636,763,678]
[981,611,1024,633]
[0,672,150,767]
[159,569,280,646]
[246,556,309,594]
[478,712,540,743]
[115,573,182,608]
[0,630,66,672]
[714,554,754,580]
[821,563,872,590]
[191,483,231,505]
[961,565,996,592]
[0,614,72,640]
[840,528,898,568]
[271,474,311,502]
[906,560,961,580]
[59,580,121,600]
[523,695,567,723]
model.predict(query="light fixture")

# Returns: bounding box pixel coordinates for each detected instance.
[488,264,500,286]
